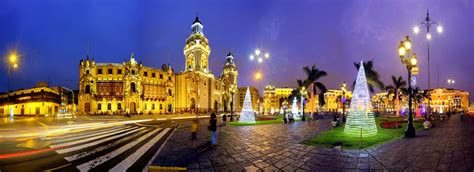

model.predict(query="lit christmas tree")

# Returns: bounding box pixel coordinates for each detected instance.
[344,61,377,137]
[239,87,256,123]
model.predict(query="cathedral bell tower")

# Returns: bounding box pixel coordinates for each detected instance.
[184,16,211,73]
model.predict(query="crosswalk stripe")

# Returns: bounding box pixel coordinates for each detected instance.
[43,126,126,141]
[50,127,138,148]
[54,127,144,154]
[50,126,132,144]
[109,128,170,171]
[63,129,147,162]
[75,128,161,172]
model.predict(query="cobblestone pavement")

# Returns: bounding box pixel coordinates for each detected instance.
[152,114,474,171]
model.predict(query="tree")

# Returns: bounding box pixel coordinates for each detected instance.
[353,61,385,93]
[385,75,407,117]
[412,87,430,117]
[302,65,328,109]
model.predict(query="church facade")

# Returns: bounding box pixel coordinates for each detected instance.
[78,16,238,115]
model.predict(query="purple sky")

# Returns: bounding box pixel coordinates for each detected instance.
[1,0,473,100]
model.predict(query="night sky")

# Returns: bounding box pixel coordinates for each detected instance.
[1,0,473,99]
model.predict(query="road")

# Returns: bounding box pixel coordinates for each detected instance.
[0,115,208,172]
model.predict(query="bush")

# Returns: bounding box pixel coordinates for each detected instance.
[380,121,402,129]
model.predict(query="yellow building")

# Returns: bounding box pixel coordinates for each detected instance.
[371,92,393,113]
[78,16,238,115]
[323,89,352,112]
[78,55,176,115]
[428,88,469,113]
[0,82,61,116]
[238,87,259,112]
[263,85,293,114]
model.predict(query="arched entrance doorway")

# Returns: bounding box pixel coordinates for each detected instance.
[190,98,196,112]
[85,103,91,113]
[130,102,137,114]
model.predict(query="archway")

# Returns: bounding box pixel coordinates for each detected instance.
[130,102,136,114]
[85,85,91,94]
[85,103,91,113]
[190,98,196,110]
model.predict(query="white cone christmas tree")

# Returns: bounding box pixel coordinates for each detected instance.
[344,61,377,137]
[291,97,299,118]
[239,87,256,123]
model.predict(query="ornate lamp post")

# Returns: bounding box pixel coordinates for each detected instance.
[300,86,308,121]
[398,35,418,138]
[229,84,237,122]
[341,81,347,122]
[250,48,269,115]
[413,9,443,119]
[447,78,455,115]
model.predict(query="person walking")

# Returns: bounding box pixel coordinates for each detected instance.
[209,113,217,146]
[222,113,227,125]
[191,119,199,148]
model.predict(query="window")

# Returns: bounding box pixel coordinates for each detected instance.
[118,103,122,110]
[160,104,162,110]
[132,70,135,75]
[86,70,89,74]
[152,103,155,110]
[98,103,102,110]
[85,85,91,94]
[168,76,171,80]
[131,83,136,93]
[145,104,147,110]
[168,89,172,96]
[118,69,122,74]
[159,74,163,79]
[152,73,156,78]
[108,103,111,110]
[108,69,113,74]
[144,72,148,77]
[98,68,103,74]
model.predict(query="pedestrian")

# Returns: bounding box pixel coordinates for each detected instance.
[222,113,227,125]
[191,119,199,147]
[209,113,217,146]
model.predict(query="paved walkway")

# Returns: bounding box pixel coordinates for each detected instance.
[152,114,474,171]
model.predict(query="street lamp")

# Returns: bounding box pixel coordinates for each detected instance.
[255,71,263,115]
[6,51,19,118]
[398,35,418,138]
[413,9,443,118]
[250,47,270,115]
[341,81,347,123]
[229,85,237,122]
[300,86,308,121]
[447,78,455,87]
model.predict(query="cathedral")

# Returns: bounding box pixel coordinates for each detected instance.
[77,16,238,115]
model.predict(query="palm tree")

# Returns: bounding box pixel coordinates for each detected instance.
[302,65,328,110]
[412,87,430,118]
[353,61,385,93]
[385,75,407,117]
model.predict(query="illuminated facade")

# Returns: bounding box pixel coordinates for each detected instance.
[0,82,61,116]
[238,87,259,112]
[428,88,469,113]
[78,16,237,115]
[323,89,352,112]
[263,85,293,114]
[78,54,176,115]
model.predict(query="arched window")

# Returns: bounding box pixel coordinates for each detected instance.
[131,83,136,93]
[132,70,135,75]
[168,89,172,96]
[85,85,91,94]
[86,70,89,74]
[98,103,102,110]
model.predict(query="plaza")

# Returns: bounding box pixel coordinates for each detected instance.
[0,1,473,171]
